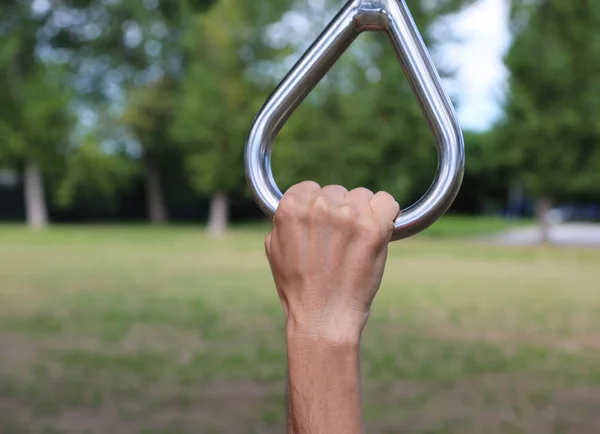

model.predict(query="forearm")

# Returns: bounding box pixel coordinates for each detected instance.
[285,324,365,434]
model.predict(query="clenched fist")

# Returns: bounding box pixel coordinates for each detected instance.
[265,181,400,340]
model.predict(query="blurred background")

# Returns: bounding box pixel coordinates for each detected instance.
[0,0,599,433]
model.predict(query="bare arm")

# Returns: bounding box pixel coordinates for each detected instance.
[265,181,399,434]
[286,318,364,433]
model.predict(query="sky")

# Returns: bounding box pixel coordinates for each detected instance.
[437,0,512,131]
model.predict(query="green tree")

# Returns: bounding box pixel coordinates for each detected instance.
[498,0,600,242]
[44,0,217,223]
[56,134,136,212]
[171,0,295,235]
[121,77,177,223]
[458,130,514,214]
[0,2,74,228]
[45,0,218,95]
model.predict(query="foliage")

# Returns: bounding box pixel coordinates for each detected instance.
[171,0,296,196]
[122,77,177,160]
[0,3,74,167]
[1,0,599,227]
[56,136,137,208]
[499,0,600,202]
[39,0,218,97]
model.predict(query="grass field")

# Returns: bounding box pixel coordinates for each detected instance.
[1,219,599,433]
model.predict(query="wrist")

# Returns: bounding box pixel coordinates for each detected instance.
[285,309,367,348]
[286,317,362,375]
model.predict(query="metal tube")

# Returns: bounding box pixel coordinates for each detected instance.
[244,0,465,241]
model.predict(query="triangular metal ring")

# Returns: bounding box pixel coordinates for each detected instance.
[244,0,465,241]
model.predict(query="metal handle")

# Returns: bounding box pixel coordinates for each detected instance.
[244,0,464,241]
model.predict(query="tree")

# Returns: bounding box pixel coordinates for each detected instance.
[56,134,136,213]
[270,40,396,193]
[121,77,176,223]
[171,0,296,235]
[498,0,600,243]
[41,0,218,223]
[454,130,514,215]
[0,2,74,228]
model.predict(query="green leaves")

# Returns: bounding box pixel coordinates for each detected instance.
[122,77,176,156]
[0,0,491,224]
[500,0,600,200]
[170,0,288,195]
[56,136,137,208]
[0,62,73,164]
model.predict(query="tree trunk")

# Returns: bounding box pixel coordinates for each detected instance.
[24,159,48,230]
[208,192,229,236]
[536,197,552,244]
[145,159,168,224]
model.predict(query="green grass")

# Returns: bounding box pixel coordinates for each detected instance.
[419,215,531,238]
[0,221,599,433]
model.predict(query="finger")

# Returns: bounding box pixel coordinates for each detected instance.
[284,181,321,198]
[318,185,348,204]
[369,191,401,225]
[276,181,321,222]
[346,187,375,216]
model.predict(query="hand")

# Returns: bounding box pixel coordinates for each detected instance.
[265,181,400,340]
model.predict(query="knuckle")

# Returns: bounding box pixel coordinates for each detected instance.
[353,187,374,197]
[337,203,360,225]
[275,194,302,223]
[374,190,396,203]
[373,191,400,218]
[312,195,332,217]
[287,180,319,195]
[299,180,320,190]
[323,184,348,195]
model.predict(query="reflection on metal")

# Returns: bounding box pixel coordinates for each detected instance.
[244,0,464,241]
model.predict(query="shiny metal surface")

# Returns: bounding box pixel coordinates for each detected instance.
[244,0,464,241]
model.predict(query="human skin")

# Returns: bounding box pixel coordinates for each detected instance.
[264,181,400,434]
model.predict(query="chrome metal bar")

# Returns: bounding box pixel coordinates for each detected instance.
[244,0,464,241]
